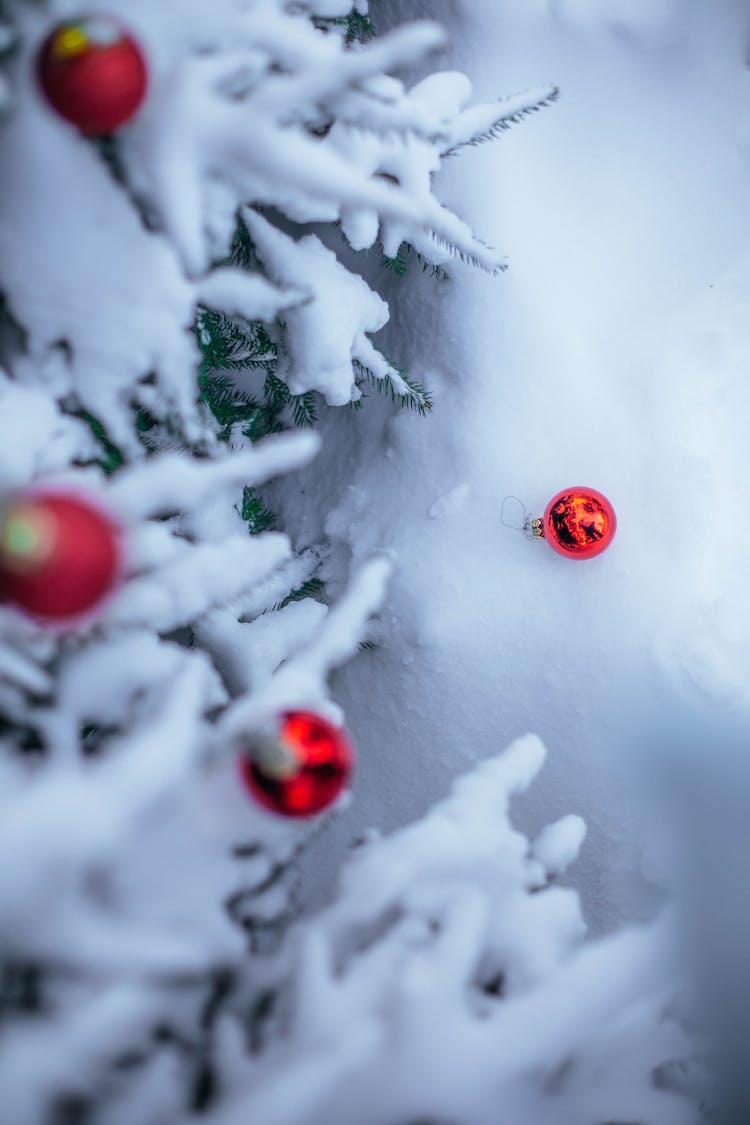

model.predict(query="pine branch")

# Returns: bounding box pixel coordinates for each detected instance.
[241,407,285,444]
[314,12,376,45]
[381,243,450,281]
[241,487,278,535]
[380,245,409,277]
[344,12,375,45]
[443,85,560,156]
[261,373,318,429]
[74,409,124,474]
[417,252,450,280]
[197,371,257,442]
[424,231,508,276]
[131,397,188,453]
[228,222,263,272]
[198,309,325,443]
[196,310,277,376]
[263,372,291,413]
[272,576,325,612]
[353,359,433,415]
[291,392,318,428]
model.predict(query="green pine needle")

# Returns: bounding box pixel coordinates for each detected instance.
[344,12,375,43]
[229,222,262,271]
[199,371,263,442]
[353,360,433,416]
[291,392,318,428]
[135,406,157,436]
[381,243,450,281]
[314,11,375,44]
[417,253,450,281]
[196,309,277,377]
[241,487,277,535]
[380,245,409,277]
[273,576,325,612]
[241,408,285,444]
[195,308,323,443]
[263,372,290,412]
[443,86,561,156]
[75,409,124,474]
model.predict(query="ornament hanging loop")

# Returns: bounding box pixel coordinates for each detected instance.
[500,495,528,532]
[500,495,542,540]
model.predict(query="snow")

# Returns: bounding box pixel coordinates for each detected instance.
[221,555,392,731]
[0,0,738,1117]
[104,533,292,632]
[0,378,92,486]
[241,209,395,405]
[428,480,471,519]
[207,738,690,1125]
[555,0,691,48]
[109,434,320,519]
[0,33,202,451]
[196,267,307,324]
[532,813,587,879]
[298,0,750,938]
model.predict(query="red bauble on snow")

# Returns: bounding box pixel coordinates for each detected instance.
[0,489,123,622]
[532,486,617,560]
[238,711,353,818]
[37,17,147,135]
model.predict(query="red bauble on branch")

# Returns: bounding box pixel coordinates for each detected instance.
[532,486,617,560]
[0,489,123,622]
[37,17,148,135]
[238,711,353,818]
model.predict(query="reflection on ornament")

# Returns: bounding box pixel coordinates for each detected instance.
[238,711,353,818]
[534,486,616,560]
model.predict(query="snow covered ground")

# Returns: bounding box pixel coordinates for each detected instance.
[288,0,750,932]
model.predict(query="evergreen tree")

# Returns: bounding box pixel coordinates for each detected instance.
[0,2,695,1122]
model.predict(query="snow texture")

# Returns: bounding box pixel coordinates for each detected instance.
[0,0,713,1120]
[202,738,691,1125]
[297,0,750,945]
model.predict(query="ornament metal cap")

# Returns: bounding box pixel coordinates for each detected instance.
[249,725,300,780]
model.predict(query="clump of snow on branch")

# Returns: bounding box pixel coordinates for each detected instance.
[220,554,391,732]
[201,737,693,1125]
[0,0,553,428]
[331,71,558,265]
[0,0,689,1121]
[240,209,394,406]
[0,721,693,1122]
[0,436,390,1122]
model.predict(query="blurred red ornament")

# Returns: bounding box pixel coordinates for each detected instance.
[37,17,147,135]
[532,486,616,559]
[0,489,122,622]
[238,711,353,818]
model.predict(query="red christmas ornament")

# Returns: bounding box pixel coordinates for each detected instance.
[531,486,616,560]
[238,711,353,818]
[0,489,123,622]
[37,17,147,135]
